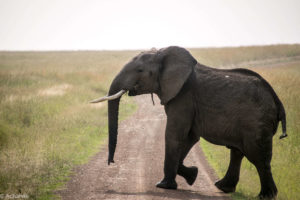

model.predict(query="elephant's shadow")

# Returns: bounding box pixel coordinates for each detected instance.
[103,189,229,200]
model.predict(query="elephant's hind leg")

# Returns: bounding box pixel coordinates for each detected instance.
[215,148,244,193]
[177,133,199,185]
[245,136,277,199]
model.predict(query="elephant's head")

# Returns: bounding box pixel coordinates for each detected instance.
[90,46,197,165]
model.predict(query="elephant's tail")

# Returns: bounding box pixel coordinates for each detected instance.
[266,78,287,139]
[263,77,287,139]
[277,99,287,139]
[265,77,287,139]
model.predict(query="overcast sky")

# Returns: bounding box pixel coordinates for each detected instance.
[0,0,299,50]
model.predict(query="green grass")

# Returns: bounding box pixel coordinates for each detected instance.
[0,51,138,199]
[197,49,300,199]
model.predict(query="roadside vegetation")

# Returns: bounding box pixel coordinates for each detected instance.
[195,44,300,200]
[0,51,138,199]
[0,44,299,199]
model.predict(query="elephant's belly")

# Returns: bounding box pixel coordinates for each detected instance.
[200,131,231,146]
[193,116,242,148]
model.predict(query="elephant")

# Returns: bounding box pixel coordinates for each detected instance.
[90,46,287,199]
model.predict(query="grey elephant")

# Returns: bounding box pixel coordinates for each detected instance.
[90,46,287,199]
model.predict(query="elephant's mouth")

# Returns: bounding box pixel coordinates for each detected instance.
[128,84,139,96]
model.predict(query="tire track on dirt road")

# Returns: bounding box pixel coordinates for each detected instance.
[57,95,230,200]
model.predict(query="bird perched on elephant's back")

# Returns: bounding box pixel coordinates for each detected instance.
[90,46,287,199]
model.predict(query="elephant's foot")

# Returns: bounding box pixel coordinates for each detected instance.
[215,178,237,193]
[156,178,177,190]
[258,185,277,199]
[178,166,198,185]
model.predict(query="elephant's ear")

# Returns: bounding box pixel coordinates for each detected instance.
[157,46,197,105]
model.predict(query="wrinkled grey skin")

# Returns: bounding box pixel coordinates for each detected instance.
[106,46,287,199]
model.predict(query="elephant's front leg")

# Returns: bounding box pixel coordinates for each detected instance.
[156,137,183,189]
[156,141,182,189]
[156,111,191,189]
[177,134,199,186]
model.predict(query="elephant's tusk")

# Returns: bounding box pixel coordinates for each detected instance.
[89,90,126,103]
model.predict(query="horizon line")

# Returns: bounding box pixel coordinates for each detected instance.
[0,43,299,52]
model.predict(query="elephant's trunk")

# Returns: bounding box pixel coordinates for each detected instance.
[108,98,120,165]
[107,76,123,165]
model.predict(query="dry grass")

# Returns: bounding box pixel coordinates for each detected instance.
[189,44,300,67]
[0,51,138,199]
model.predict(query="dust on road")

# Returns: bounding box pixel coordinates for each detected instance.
[57,95,230,200]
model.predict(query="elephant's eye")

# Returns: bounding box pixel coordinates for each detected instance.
[137,68,143,73]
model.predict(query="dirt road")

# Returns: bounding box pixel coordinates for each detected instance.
[58,95,230,200]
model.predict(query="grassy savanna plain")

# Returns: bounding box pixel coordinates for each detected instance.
[0,44,299,199]
[0,51,138,199]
